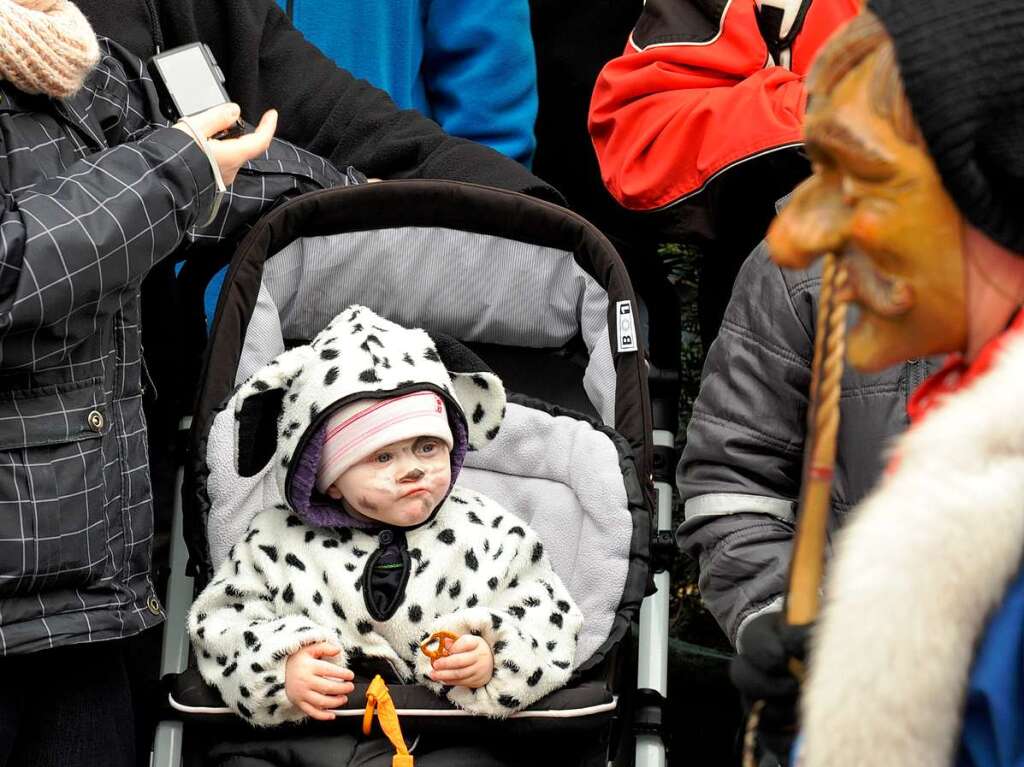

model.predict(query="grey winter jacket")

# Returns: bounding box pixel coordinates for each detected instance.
[676,241,937,650]
[0,38,350,654]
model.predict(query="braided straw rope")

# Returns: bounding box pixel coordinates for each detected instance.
[786,253,848,628]
[743,253,848,766]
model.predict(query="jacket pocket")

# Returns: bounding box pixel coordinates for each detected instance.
[0,378,110,597]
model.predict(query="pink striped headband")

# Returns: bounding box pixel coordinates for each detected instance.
[315,391,453,493]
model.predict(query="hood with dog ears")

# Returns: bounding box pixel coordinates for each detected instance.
[231,306,506,527]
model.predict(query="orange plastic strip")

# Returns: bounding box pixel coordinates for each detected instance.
[362,675,414,767]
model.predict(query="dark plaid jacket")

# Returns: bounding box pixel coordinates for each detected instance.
[0,38,348,654]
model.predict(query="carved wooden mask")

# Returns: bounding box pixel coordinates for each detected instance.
[767,12,967,372]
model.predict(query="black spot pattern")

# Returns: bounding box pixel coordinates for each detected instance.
[313,591,323,605]
[527,668,544,686]
[509,606,526,619]
[471,374,490,389]
[285,554,306,571]
[338,528,353,543]
[531,542,544,563]
[485,426,500,441]
[282,584,294,603]
[435,577,447,596]
[464,550,478,571]
[408,604,422,623]
[502,660,521,674]
[448,581,462,599]
[508,526,526,537]
[466,595,479,608]
[258,545,278,562]
[304,530,316,543]
[498,695,521,709]
[557,600,571,613]
[332,601,346,620]
[243,631,258,648]
[357,620,374,635]
[437,529,456,545]
[320,348,339,360]
[550,612,564,628]
[324,367,339,386]
[491,613,503,630]
[472,403,484,424]
[487,577,499,590]
[322,538,339,549]
[223,662,238,677]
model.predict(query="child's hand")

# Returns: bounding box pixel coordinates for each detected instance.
[428,634,494,688]
[284,642,355,720]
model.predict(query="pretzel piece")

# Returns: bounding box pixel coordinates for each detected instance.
[419,631,459,661]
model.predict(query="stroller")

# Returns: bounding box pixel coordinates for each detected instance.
[150,179,678,766]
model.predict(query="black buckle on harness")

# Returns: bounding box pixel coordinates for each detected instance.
[651,531,677,574]
[633,688,668,737]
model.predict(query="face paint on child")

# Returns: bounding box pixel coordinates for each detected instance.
[326,436,451,527]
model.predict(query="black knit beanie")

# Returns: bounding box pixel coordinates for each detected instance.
[868,0,1024,254]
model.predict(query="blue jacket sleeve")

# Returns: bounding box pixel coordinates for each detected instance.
[422,0,538,167]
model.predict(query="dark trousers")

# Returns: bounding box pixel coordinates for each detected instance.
[0,641,136,767]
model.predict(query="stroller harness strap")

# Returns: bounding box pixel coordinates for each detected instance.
[363,675,414,767]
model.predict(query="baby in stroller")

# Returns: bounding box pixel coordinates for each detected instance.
[188,305,583,728]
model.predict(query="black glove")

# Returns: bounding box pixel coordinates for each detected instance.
[729,611,810,766]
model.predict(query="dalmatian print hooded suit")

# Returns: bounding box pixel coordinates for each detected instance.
[188,306,583,726]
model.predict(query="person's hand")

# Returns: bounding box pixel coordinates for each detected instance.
[174,103,278,186]
[284,642,355,721]
[730,611,810,766]
[428,634,494,688]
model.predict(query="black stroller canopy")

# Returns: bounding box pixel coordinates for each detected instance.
[195,180,651,473]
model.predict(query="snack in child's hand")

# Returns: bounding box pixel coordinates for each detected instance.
[420,631,460,661]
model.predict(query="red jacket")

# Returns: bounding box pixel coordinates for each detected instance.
[589,0,859,211]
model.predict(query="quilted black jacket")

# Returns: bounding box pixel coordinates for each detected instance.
[0,38,349,654]
[676,240,938,650]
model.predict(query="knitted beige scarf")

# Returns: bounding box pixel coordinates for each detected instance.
[0,0,99,99]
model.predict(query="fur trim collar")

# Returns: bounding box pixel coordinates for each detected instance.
[801,330,1024,766]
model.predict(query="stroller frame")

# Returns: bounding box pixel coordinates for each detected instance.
[150,180,677,767]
